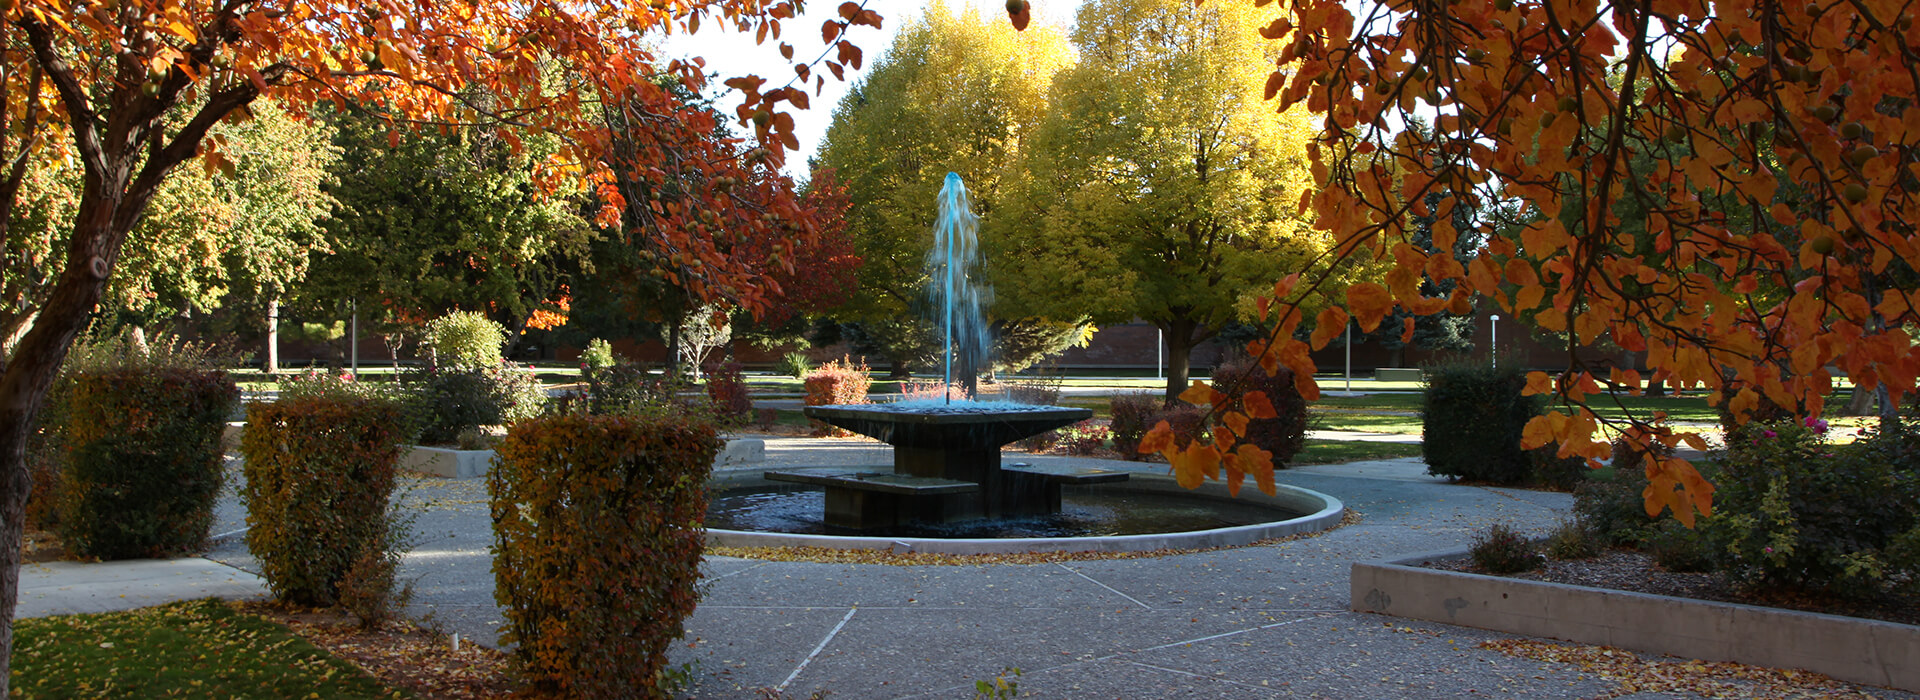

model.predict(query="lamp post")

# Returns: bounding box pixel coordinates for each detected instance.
[1343,321,1352,393]
[1489,314,1501,369]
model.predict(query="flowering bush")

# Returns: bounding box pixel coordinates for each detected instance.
[280,369,406,404]
[1056,422,1111,456]
[1709,420,1920,596]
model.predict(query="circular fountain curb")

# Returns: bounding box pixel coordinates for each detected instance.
[704,471,1345,555]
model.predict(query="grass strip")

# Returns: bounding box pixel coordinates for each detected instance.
[12,599,402,699]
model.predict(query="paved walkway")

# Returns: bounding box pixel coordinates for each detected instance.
[32,433,1905,698]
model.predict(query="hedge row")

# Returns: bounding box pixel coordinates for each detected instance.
[56,368,236,559]
[241,396,408,609]
[490,414,720,698]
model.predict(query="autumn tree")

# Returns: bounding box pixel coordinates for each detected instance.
[995,0,1327,402]
[2,100,334,350]
[816,3,1071,374]
[732,167,862,350]
[999,0,1920,521]
[0,0,879,688]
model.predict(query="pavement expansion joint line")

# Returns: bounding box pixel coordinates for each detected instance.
[703,562,770,582]
[1115,659,1281,692]
[1055,563,1152,610]
[913,611,1350,698]
[777,606,857,692]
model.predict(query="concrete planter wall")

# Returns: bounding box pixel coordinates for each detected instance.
[403,445,495,479]
[1351,549,1920,693]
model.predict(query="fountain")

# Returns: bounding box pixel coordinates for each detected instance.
[766,174,1120,530]
[731,174,1342,550]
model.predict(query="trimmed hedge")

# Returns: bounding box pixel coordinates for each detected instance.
[1420,359,1535,483]
[803,357,869,436]
[490,414,720,698]
[57,368,237,559]
[241,396,408,608]
[1211,357,1310,466]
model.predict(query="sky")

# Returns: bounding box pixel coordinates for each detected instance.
[661,0,1085,179]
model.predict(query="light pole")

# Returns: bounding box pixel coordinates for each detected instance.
[1343,321,1352,393]
[1489,314,1501,369]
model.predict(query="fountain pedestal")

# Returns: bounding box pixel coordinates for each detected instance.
[765,404,1127,530]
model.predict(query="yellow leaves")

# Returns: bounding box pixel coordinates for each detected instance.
[1345,282,1394,332]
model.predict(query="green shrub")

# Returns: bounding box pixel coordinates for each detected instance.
[1421,358,1536,483]
[1573,437,1668,545]
[580,338,617,373]
[1469,522,1539,573]
[704,361,752,427]
[58,368,237,559]
[777,351,812,379]
[1211,357,1310,466]
[421,311,506,371]
[241,396,409,611]
[490,414,720,698]
[583,363,685,417]
[1544,517,1601,560]
[1647,520,1714,572]
[1530,444,1591,491]
[407,364,545,445]
[29,330,238,534]
[1108,393,1163,460]
[1708,419,1920,596]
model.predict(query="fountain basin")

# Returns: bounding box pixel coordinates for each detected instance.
[804,403,1092,450]
[707,468,1345,554]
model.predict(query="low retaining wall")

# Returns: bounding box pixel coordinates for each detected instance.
[1351,549,1920,693]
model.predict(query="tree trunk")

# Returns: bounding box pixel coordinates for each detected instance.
[0,189,143,699]
[1161,319,1199,405]
[1843,382,1875,416]
[265,298,279,374]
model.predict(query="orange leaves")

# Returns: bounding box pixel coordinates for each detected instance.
[1310,306,1348,350]
[1345,282,1393,332]
[1643,455,1715,527]
[1178,379,1226,407]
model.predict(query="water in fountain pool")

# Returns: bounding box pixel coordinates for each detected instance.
[706,484,1306,539]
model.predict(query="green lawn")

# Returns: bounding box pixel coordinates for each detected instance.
[12,599,400,698]
[1291,439,1423,465]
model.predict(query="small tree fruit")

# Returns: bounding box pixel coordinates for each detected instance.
[1849,145,1877,166]
[1841,122,1865,139]
[1844,182,1868,202]
[1810,236,1835,255]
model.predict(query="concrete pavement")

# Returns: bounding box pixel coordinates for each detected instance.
[30,433,1905,698]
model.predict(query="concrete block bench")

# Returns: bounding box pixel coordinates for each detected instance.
[765,468,979,529]
[1374,367,1425,383]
